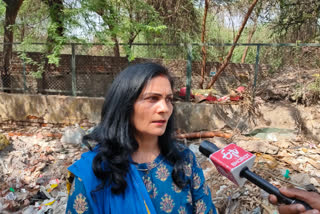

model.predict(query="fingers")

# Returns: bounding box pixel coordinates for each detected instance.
[279,188,320,210]
[301,210,320,214]
[278,203,306,214]
[269,194,278,205]
[279,188,310,202]
[268,187,320,214]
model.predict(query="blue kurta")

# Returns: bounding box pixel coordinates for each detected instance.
[66,144,217,214]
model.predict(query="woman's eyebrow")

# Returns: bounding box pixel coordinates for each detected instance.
[142,92,173,97]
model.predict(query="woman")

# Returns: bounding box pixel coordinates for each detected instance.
[66,63,217,214]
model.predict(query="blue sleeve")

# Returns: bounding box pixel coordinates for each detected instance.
[66,176,94,214]
[189,151,217,214]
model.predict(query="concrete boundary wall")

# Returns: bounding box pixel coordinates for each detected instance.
[0,93,102,129]
[1,93,320,142]
[0,93,245,131]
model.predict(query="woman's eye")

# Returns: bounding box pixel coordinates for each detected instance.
[166,97,173,103]
[146,96,158,101]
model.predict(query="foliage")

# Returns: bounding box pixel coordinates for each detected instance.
[267,0,320,42]
[80,0,167,59]
[308,74,320,93]
[145,0,200,42]
[15,0,48,42]
[17,37,46,78]
[0,0,319,78]
[0,1,5,35]
[46,21,66,65]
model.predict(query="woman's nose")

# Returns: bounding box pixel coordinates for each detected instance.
[157,99,169,113]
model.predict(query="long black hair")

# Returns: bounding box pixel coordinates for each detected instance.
[83,62,186,194]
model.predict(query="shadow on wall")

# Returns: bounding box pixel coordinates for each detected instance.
[286,104,319,142]
[174,102,265,134]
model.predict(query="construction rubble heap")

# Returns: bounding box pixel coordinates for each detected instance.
[0,125,319,214]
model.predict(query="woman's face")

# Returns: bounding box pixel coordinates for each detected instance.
[132,75,173,140]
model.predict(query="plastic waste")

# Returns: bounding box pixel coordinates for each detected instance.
[52,192,68,214]
[61,125,86,145]
[30,190,50,204]
[179,87,195,98]
[16,189,29,201]
[22,206,37,214]
[266,133,277,142]
[245,128,297,141]
[40,186,52,199]
[42,198,56,206]
[5,192,16,200]
[283,169,290,179]
[47,179,59,192]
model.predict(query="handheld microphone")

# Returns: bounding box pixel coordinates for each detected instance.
[199,140,312,210]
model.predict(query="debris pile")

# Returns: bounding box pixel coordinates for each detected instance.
[0,126,319,214]
[0,126,88,213]
[190,134,320,213]
[178,86,246,103]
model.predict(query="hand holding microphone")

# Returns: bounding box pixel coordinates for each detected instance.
[199,140,314,211]
[269,188,320,214]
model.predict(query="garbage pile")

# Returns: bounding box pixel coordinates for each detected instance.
[0,126,88,214]
[0,126,319,214]
[190,132,320,213]
[178,86,246,103]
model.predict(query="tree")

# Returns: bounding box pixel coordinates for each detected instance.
[146,0,200,43]
[240,0,263,63]
[84,0,121,56]
[42,0,65,63]
[80,0,167,59]
[240,16,257,63]
[199,0,209,89]
[274,0,320,42]
[1,0,24,91]
[15,0,48,42]
[206,0,259,89]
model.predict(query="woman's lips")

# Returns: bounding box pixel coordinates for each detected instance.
[152,120,166,125]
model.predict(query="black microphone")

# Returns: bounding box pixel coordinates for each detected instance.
[199,140,312,210]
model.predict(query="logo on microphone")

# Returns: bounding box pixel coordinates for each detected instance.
[221,148,240,160]
[209,143,256,186]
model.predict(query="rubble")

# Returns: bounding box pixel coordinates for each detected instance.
[0,134,10,151]
[0,125,319,214]
[0,126,87,213]
[189,133,320,214]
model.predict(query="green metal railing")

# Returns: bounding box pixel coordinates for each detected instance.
[1,42,320,100]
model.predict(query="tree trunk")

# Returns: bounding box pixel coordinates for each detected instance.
[96,7,120,57]
[112,36,120,57]
[20,16,25,42]
[43,0,64,54]
[2,0,24,92]
[176,131,232,139]
[241,17,258,63]
[199,0,209,89]
[206,0,259,89]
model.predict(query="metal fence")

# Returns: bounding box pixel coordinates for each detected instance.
[0,42,320,100]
